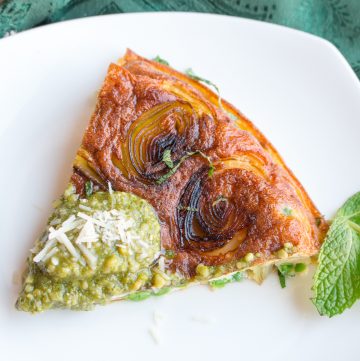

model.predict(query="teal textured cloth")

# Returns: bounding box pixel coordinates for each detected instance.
[0,0,359,78]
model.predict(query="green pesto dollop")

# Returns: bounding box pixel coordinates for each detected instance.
[16,188,162,313]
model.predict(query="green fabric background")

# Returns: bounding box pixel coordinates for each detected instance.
[0,0,359,78]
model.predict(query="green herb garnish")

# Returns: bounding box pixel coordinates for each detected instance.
[157,151,215,184]
[282,207,293,216]
[208,163,215,177]
[277,270,286,289]
[162,149,174,169]
[232,272,244,282]
[185,68,223,109]
[85,180,93,197]
[153,287,171,296]
[127,291,152,302]
[209,278,232,288]
[312,191,360,317]
[226,112,238,121]
[164,249,176,259]
[153,55,169,66]
[156,159,183,184]
[209,272,243,288]
[276,263,295,288]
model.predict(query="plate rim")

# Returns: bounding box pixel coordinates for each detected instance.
[0,11,359,87]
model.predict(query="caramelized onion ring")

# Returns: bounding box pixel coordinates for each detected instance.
[112,101,214,184]
[176,157,268,257]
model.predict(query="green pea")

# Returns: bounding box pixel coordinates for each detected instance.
[295,263,307,273]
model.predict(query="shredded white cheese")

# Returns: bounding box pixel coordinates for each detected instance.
[41,246,59,263]
[33,238,57,263]
[75,220,98,244]
[77,212,106,227]
[78,204,93,212]
[33,200,154,269]
[55,231,80,260]
[78,243,98,269]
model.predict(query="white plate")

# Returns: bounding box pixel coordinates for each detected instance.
[0,13,359,361]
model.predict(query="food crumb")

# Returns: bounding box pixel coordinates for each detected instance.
[148,326,162,345]
[191,315,216,324]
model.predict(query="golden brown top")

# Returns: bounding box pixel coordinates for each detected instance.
[72,49,327,276]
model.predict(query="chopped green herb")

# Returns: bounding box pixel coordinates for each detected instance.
[164,249,176,259]
[156,150,215,184]
[208,163,215,177]
[278,263,294,275]
[153,55,169,66]
[85,180,93,197]
[282,207,293,216]
[227,112,238,121]
[232,272,244,282]
[186,151,216,177]
[209,278,232,288]
[162,149,174,169]
[127,291,152,301]
[276,263,295,288]
[312,191,360,317]
[209,272,243,288]
[156,160,183,184]
[185,68,223,109]
[277,270,286,289]
[315,217,322,227]
[153,287,171,296]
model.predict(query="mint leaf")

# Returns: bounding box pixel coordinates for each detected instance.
[277,270,286,289]
[276,263,295,288]
[312,191,360,317]
[156,150,215,184]
[153,55,169,66]
[162,149,174,169]
[85,180,93,197]
[209,272,243,288]
[282,207,293,216]
[232,272,244,282]
[209,278,232,288]
[185,68,223,109]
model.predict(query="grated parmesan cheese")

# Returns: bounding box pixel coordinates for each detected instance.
[78,243,97,269]
[33,238,57,263]
[78,204,93,212]
[55,232,80,260]
[34,196,156,270]
[75,220,98,244]
[77,212,106,227]
[41,247,59,263]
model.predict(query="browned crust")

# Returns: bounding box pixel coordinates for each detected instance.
[120,49,322,222]
[71,49,327,276]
